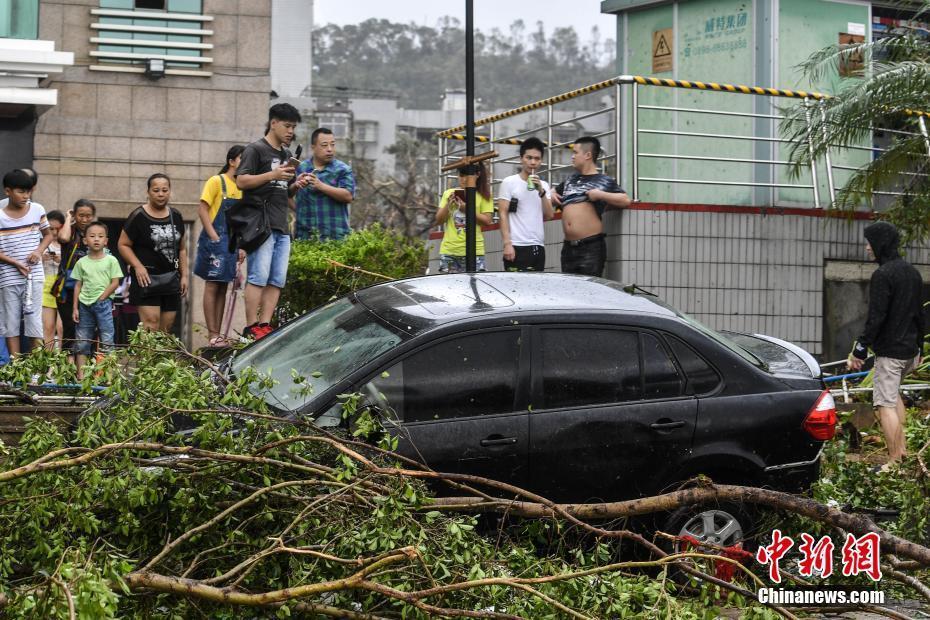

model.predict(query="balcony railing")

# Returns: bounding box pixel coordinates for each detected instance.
[436,74,930,211]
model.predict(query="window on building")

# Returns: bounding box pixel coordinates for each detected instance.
[135,0,165,9]
[0,0,39,40]
[318,113,351,140]
[93,0,208,72]
[354,121,379,143]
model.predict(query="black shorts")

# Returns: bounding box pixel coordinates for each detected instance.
[129,279,181,311]
[504,245,546,272]
[561,234,606,277]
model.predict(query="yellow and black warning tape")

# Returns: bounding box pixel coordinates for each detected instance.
[630,75,829,100]
[437,74,930,137]
[437,78,618,138]
[443,134,575,149]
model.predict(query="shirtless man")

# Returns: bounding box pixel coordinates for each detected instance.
[551,136,631,276]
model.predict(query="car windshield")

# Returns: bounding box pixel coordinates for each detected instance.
[647,297,768,370]
[231,298,405,412]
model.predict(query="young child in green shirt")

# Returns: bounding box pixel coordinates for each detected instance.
[71,222,123,378]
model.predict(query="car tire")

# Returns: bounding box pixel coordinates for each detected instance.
[659,501,757,584]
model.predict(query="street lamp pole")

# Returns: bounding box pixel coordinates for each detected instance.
[464,0,477,272]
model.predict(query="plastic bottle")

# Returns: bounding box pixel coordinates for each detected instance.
[23,272,35,315]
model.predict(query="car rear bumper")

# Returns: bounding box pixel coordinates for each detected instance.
[762,446,823,493]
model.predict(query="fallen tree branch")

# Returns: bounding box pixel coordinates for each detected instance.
[424,484,930,567]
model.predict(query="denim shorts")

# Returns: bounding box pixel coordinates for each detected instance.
[247,231,290,288]
[194,231,237,283]
[561,234,606,277]
[438,255,486,274]
[75,298,115,356]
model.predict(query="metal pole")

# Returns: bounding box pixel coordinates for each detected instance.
[546,104,554,185]
[489,121,495,185]
[819,100,836,208]
[632,82,639,201]
[465,0,476,272]
[803,98,821,210]
[437,135,445,204]
[919,115,930,158]
[614,81,622,183]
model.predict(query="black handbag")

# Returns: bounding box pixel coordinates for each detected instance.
[226,199,270,254]
[143,270,181,295]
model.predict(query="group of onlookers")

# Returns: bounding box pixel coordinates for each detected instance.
[184,102,358,344]
[436,135,631,277]
[0,122,627,375]
[0,102,359,372]
[0,168,186,378]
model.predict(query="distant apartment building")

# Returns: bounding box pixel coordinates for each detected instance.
[279,85,612,190]
[11,0,272,345]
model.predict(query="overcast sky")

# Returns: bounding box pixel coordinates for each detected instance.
[314,1,617,39]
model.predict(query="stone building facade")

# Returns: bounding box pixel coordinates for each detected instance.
[32,0,271,346]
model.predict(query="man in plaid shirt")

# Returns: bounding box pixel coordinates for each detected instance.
[294,127,356,240]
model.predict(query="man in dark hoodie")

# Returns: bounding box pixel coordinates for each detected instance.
[848,221,925,469]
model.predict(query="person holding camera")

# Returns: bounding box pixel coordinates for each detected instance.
[497,137,554,272]
[435,162,494,273]
[233,103,307,340]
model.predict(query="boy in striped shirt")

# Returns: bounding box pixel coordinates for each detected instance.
[0,169,54,355]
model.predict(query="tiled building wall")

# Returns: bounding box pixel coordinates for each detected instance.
[429,206,930,357]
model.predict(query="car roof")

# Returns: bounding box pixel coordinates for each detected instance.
[354,272,678,334]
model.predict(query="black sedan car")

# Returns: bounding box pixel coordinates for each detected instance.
[231,273,836,544]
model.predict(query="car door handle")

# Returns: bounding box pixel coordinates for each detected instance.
[480,435,518,447]
[650,420,686,431]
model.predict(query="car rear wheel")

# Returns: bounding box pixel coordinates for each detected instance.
[661,503,756,584]
[675,508,745,548]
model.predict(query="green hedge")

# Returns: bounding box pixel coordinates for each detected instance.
[278,225,428,320]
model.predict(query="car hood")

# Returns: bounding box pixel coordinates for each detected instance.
[723,332,821,379]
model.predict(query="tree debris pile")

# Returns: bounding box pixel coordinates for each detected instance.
[0,331,928,619]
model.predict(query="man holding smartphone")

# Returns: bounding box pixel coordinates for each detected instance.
[497,137,554,272]
[294,127,356,241]
[234,103,305,340]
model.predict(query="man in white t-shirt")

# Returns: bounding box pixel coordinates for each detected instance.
[497,137,555,272]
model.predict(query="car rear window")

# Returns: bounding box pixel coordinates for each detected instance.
[666,336,721,394]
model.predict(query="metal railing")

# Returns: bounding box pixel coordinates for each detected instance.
[436,74,927,209]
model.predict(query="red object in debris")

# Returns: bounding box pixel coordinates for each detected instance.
[677,535,754,583]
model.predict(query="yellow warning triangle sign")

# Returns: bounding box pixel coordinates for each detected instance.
[654,33,671,57]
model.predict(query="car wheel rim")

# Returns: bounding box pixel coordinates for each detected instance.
[676,509,744,548]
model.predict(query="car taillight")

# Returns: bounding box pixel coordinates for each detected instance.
[803,390,837,441]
